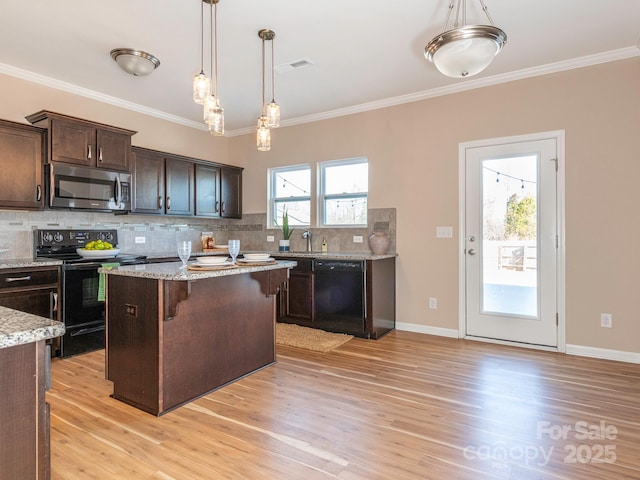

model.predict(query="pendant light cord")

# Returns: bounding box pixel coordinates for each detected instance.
[214,1,218,97]
[209,1,214,93]
[270,37,275,101]
[261,36,266,115]
[200,0,205,73]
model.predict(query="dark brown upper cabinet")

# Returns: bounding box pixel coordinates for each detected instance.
[132,146,241,219]
[195,163,243,219]
[0,119,45,210]
[26,110,135,171]
[165,155,195,216]
[131,147,194,216]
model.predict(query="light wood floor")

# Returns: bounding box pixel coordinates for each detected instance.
[49,331,640,480]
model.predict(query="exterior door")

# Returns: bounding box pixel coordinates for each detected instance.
[462,134,559,347]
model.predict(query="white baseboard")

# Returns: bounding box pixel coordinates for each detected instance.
[394,325,640,364]
[566,344,640,364]
[395,322,459,338]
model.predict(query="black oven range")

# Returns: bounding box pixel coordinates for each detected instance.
[35,229,146,358]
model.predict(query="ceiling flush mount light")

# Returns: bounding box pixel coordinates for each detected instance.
[424,0,506,78]
[110,48,160,76]
[257,29,278,151]
[201,0,224,135]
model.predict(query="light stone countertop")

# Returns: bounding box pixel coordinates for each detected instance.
[270,251,397,261]
[0,258,63,269]
[147,251,397,261]
[0,306,65,349]
[100,259,297,281]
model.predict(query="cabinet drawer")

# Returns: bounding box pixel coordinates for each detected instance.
[0,268,59,291]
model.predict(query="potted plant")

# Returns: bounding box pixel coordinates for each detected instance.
[278,208,294,252]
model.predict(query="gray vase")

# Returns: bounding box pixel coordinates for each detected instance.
[368,231,390,255]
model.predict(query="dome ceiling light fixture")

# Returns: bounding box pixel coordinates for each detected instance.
[424,0,506,79]
[110,48,160,76]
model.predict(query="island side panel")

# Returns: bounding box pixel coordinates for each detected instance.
[106,275,161,414]
[160,271,276,413]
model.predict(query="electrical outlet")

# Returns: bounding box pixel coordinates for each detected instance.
[600,313,612,328]
[353,235,364,243]
[266,235,275,242]
[134,236,146,244]
[429,297,437,309]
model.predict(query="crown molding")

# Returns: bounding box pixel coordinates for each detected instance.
[231,46,639,136]
[0,62,207,131]
[1,46,637,137]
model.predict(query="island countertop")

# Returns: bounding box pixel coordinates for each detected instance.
[100,259,297,281]
[0,306,65,349]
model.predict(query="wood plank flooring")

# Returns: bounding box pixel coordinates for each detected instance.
[48,331,640,479]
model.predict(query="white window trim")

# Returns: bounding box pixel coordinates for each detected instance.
[268,164,312,229]
[318,157,368,228]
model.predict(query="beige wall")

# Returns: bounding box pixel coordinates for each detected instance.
[232,58,640,354]
[0,73,229,162]
[1,58,638,354]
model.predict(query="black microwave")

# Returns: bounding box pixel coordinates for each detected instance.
[48,162,131,212]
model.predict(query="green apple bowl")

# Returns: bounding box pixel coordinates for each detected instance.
[76,248,120,258]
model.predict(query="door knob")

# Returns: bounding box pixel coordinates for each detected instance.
[468,249,476,255]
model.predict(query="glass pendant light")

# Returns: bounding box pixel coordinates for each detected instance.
[257,29,274,151]
[266,31,280,128]
[193,0,210,104]
[256,116,271,151]
[208,0,224,135]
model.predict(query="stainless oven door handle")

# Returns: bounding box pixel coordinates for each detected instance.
[115,176,122,207]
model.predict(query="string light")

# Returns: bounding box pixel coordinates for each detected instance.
[485,166,536,187]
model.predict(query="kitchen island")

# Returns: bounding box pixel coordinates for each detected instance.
[101,260,295,416]
[0,306,65,480]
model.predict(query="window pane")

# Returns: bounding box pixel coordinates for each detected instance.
[482,155,538,317]
[324,197,367,225]
[324,163,368,195]
[274,169,311,198]
[274,200,310,227]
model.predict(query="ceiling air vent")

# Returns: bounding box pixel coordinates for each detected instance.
[275,58,314,74]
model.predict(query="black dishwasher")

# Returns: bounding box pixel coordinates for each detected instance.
[313,259,365,336]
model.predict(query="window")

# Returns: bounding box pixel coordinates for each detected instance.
[319,158,368,226]
[269,157,368,228]
[269,165,311,228]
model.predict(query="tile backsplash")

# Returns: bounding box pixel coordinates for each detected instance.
[0,207,395,258]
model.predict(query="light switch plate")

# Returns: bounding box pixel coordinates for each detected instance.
[266,235,275,242]
[135,236,146,244]
[436,226,453,238]
[353,235,364,243]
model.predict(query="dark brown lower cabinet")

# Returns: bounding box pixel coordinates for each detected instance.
[277,258,314,326]
[276,256,396,339]
[106,268,287,416]
[0,340,50,480]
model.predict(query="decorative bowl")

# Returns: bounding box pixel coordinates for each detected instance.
[243,253,271,261]
[196,256,229,265]
[76,248,120,258]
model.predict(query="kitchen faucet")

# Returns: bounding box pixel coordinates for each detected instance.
[302,229,312,252]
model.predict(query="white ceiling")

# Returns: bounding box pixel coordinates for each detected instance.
[1,1,638,134]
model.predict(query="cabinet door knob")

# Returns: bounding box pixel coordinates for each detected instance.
[215,201,220,213]
[221,201,225,213]
[98,147,103,162]
[158,196,163,209]
[36,185,42,201]
[166,196,171,209]
[87,145,92,160]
